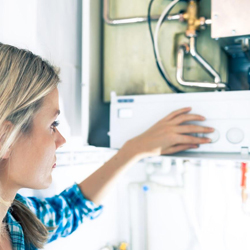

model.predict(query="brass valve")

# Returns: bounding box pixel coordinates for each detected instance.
[181,0,205,37]
[118,242,128,250]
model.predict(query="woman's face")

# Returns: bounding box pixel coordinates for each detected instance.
[6,87,66,190]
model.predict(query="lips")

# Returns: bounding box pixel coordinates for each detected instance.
[52,157,57,168]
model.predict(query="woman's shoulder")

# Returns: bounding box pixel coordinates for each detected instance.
[13,183,88,212]
[14,193,29,206]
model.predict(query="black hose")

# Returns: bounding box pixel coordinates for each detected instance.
[147,0,184,93]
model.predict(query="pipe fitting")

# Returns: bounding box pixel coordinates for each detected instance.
[176,38,227,89]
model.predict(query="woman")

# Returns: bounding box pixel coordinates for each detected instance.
[0,43,213,250]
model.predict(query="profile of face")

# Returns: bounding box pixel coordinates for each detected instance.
[4,87,66,191]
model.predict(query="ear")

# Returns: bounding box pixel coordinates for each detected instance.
[0,121,13,159]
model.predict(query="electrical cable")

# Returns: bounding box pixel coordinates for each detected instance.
[147,0,183,93]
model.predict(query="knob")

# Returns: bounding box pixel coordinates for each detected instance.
[226,128,244,144]
[205,129,220,143]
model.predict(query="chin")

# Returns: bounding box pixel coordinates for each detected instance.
[31,176,53,190]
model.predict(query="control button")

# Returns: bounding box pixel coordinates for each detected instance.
[226,128,244,144]
[205,129,220,143]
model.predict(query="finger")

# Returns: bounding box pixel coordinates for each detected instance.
[168,114,205,126]
[175,134,211,144]
[174,125,214,134]
[164,144,199,155]
[164,107,192,121]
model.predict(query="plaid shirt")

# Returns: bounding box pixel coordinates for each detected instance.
[5,183,103,250]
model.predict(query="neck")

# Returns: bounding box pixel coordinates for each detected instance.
[0,186,16,250]
[0,193,15,234]
[0,204,10,241]
[0,167,17,235]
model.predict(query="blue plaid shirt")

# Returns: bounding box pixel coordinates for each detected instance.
[5,183,103,250]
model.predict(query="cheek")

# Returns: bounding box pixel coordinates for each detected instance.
[9,133,56,188]
[28,136,56,174]
[25,135,55,165]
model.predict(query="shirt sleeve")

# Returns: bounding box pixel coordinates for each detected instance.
[15,183,103,243]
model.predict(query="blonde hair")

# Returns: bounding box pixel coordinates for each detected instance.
[0,43,60,159]
[0,43,60,248]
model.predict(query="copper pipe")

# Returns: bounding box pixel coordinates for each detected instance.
[103,0,181,25]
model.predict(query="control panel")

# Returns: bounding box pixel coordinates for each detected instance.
[110,91,250,155]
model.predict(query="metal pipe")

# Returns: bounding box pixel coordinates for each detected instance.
[103,0,181,25]
[189,37,222,83]
[235,37,250,61]
[205,19,212,25]
[176,45,227,89]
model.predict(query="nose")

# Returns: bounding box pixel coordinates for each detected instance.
[55,128,66,149]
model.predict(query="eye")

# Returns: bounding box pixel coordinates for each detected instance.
[50,120,60,132]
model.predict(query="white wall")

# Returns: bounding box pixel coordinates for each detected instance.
[0,0,82,139]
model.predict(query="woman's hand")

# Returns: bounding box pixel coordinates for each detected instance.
[127,107,214,158]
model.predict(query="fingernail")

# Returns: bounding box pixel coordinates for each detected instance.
[207,139,212,142]
[209,127,214,131]
[201,116,206,120]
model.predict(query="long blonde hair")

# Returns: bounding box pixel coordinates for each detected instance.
[0,43,60,248]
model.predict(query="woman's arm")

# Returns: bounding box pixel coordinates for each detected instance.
[78,107,214,205]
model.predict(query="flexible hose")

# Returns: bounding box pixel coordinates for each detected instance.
[154,0,180,87]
